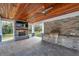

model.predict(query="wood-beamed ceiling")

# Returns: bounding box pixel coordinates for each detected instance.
[0,3,79,23]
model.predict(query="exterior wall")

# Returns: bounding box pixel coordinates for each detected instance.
[44,16,79,35]
[43,16,79,51]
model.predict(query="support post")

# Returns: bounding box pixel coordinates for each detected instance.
[41,22,44,40]
[0,17,2,42]
[13,20,16,41]
[32,25,35,36]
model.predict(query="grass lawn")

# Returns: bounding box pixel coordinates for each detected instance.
[2,34,14,41]
[35,31,41,37]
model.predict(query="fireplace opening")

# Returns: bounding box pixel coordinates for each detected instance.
[18,30,26,36]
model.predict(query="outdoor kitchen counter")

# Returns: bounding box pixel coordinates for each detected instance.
[43,33,79,51]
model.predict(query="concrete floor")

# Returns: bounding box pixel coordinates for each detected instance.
[0,37,79,56]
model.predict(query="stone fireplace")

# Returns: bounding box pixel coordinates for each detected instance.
[18,30,26,36]
[15,21,29,41]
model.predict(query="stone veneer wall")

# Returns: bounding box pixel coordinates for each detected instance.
[43,16,79,51]
[43,34,79,50]
[44,16,79,35]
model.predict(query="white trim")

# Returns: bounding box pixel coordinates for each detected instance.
[0,17,2,41]
[33,11,79,25]
[13,20,15,41]
[32,25,35,33]
[41,22,44,33]
[0,17,2,35]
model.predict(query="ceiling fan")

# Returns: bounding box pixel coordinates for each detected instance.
[31,6,53,17]
[41,7,53,15]
[28,6,53,19]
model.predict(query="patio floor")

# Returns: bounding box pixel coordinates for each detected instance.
[0,36,79,56]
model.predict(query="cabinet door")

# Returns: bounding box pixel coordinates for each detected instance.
[57,36,62,45]
[63,36,73,48]
[73,38,79,51]
[76,39,79,50]
[58,36,73,48]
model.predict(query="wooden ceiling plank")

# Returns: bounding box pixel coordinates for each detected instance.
[29,4,79,23]
[0,3,79,23]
